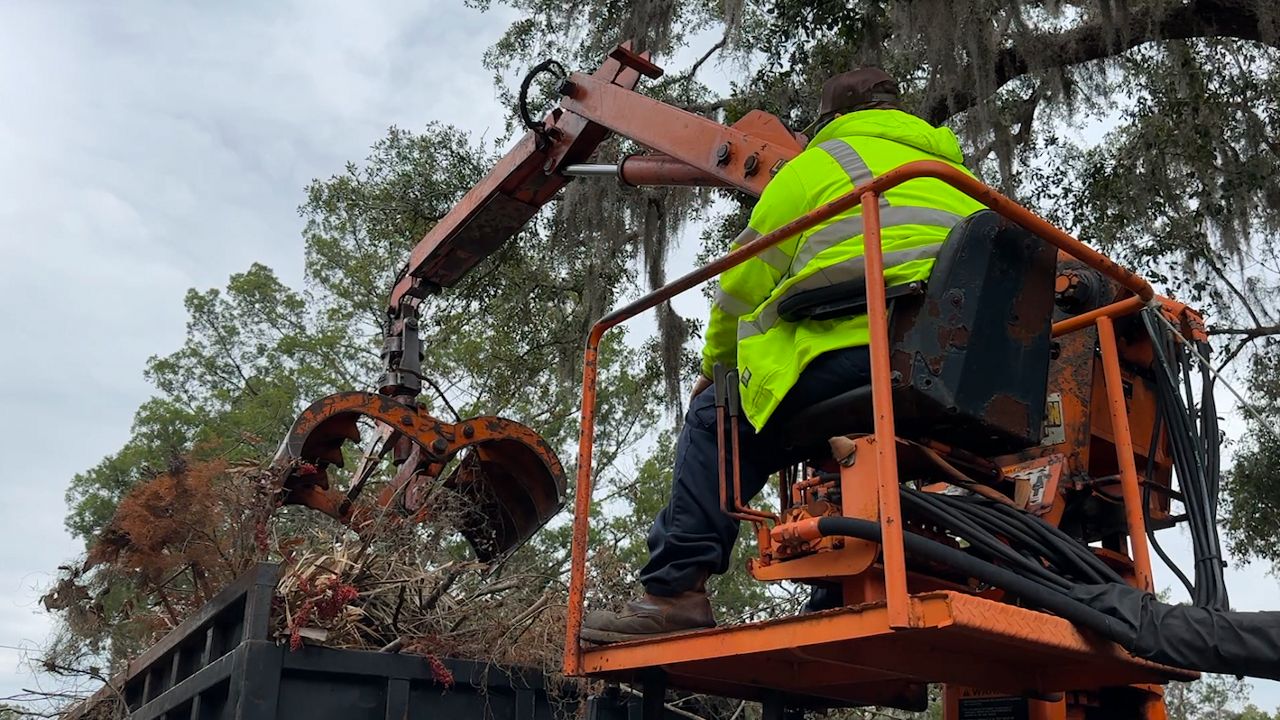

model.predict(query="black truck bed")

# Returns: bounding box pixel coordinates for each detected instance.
[66,563,641,719]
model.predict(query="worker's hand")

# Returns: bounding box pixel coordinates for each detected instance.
[690,374,713,403]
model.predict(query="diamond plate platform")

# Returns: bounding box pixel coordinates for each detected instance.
[579,591,1196,710]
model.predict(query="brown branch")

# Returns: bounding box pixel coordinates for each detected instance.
[1196,239,1270,328]
[1216,336,1256,374]
[684,35,728,81]
[1208,324,1280,338]
[923,0,1280,124]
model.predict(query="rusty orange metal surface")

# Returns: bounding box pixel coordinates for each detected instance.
[578,592,1193,708]
[859,192,914,630]
[386,47,649,302]
[716,405,777,524]
[618,154,731,187]
[1052,295,1148,337]
[560,77,804,196]
[1096,317,1155,591]
[274,390,565,562]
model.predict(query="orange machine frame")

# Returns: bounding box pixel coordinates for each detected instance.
[566,161,1189,717]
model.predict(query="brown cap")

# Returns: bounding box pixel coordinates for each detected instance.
[817,67,901,124]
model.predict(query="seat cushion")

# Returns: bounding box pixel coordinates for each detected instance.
[780,384,876,451]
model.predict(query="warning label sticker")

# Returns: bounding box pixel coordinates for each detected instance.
[1041,392,1065,446]
[957,696,1030,720]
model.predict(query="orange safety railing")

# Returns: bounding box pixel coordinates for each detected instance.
[564,159,1160,676]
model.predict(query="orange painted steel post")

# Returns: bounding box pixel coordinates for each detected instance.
[1096,316,1155,591]
[564,330,604,677]
[860,192,913,630]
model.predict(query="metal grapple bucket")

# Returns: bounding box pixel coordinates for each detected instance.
[273,391,565,561]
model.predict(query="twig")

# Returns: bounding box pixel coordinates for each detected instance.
[391,584,407,635]
[618,684,711,720]
[38,661,129,717]
[684,35,727,82]
[498,593,552,646]
[1207,324,1280,338]
[470,577,522,599]
[1216,336,1255,375]
[422,373,462,421]
[421,563,468,614]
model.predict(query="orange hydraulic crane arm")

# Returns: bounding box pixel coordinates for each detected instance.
[270,44,809,575]
[386,44,804,311]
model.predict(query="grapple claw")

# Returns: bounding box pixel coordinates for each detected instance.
[315,443,346,468]
[273,391,565,560]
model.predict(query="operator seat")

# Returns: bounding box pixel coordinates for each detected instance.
[778,210,1058,458]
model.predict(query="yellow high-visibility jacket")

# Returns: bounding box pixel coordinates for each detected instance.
[702,109,985,430]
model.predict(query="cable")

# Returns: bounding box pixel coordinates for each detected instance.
[1143,308,1230,609]
[1142,390,1196,599]
[1150,309,1279,445]
[518,59,567,137]
[918,490,1100,585]
[899,489,1072,591]
[812,516,1139,646]
[946,494,1125,585]
[812,516,1280,680]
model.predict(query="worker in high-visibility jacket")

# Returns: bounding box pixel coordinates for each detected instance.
[581,68,986,643]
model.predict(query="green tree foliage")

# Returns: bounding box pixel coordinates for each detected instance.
[1167,674,1279,720]
[1223,343,1280,565]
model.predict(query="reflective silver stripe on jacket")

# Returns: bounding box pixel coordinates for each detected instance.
[818,139,874,187]
[736,242,944,340]
[791,205,964,270]
[714,288,755,317]
[731,140,961,338]
[731,227,790,274]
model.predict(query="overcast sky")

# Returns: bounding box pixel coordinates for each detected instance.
[1,1,1278,714]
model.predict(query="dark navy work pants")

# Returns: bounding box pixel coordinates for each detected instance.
[639,346,872,596]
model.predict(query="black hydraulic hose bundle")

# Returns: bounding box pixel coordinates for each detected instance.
[1141,308,1229,610]
[1142,391,1199,600]
[813,502,1280,680]
[813,515,1136,645]
[797,308,1271,676]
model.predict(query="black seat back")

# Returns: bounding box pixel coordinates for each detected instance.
[780,210,1057,456]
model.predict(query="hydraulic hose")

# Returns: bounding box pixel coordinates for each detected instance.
[899,490,1072,591]
[1143,308,1228,610]
[812,516,1137,646]
[812,516,1280,680]
[1070,584,1280,680]
[932,492,1120,585]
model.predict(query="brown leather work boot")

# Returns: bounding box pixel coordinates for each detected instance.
[579,588,715,644]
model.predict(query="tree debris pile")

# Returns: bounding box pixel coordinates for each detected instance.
[42,455,572,712]
[42,459,273,671]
